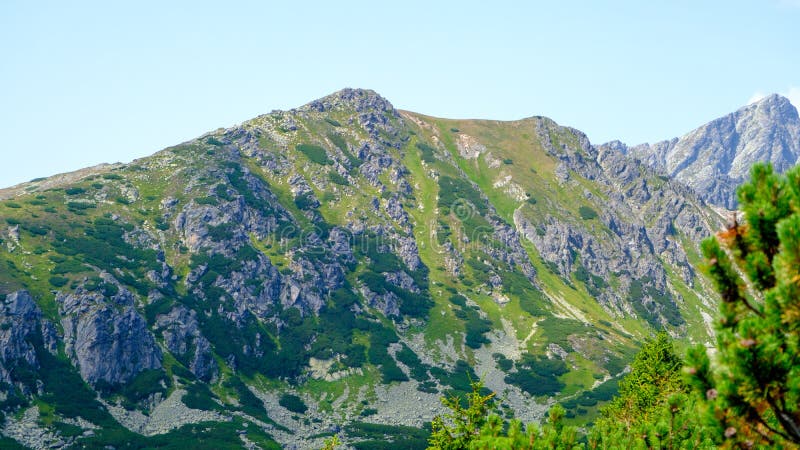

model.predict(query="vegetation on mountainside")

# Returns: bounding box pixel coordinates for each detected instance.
[427,380,580,449]
[587,334,717,449]
[0,91,726,448]
[422,334,715,449]
[416,162,800,449]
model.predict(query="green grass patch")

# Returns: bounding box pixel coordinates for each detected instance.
[329,171,350,186]
[296,143,333,165]
[346,421,431,450]
[278,393,307,414]
[504,354,567,396]
[578,206,598,220]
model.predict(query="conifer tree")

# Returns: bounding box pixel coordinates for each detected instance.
[428,381,498,449]
[427,380,580,449]
[688,163,800,447]
[589,333,717,449]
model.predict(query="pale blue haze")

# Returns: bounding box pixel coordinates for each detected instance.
[1,0,799,187]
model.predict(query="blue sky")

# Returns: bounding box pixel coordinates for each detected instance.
[1,1,799,188]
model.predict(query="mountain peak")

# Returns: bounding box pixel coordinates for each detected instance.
[302,87,396,115]
[747,93,799,120]
[754,92,784,103]
[622,93,800,208]
[0,85,725,448]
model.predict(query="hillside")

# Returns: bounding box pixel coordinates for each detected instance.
[0,89,723,449]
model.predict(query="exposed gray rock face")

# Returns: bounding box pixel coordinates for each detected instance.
[278,256,340,313]
[212,255,284,317]
[520,118,720,322]
[394,235,422,272]
[359,285,401,318]
[58,287,162,386]
[307,88,396,115]
[385,271,419,293]
[176,196,253,256]
[177,179,330,317]
[615,94,800,208]
[287,173,314,198]
[155,306,218,382]
[305,88,402,145]
[384,194,410,227]
[328,227,355,265]
[489,219,537,281]
[0,291,56,387]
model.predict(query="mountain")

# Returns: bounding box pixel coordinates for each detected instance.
[608,94,800,209]
[0,89,722,449]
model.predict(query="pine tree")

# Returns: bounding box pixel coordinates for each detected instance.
[427,380,581,449]
[687,163,800,447]
[428,381,498,449]
[589,333,717,449]
[598,333,684,426]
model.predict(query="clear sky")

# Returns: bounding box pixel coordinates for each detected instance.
[1,1,799,188]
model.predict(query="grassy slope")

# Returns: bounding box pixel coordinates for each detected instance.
[398,112,717,419]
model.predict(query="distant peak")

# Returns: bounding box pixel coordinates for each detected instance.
[746,93,798,118]
[752,93,786,105]
[303,88,396,114]
[602,140,629,151]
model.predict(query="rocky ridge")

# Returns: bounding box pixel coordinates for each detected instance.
[610,94,800,208]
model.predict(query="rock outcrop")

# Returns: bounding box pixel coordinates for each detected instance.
[155,306,218,382]
[513,118,719,323]
[58,288,162,386]
[0,291,56,387]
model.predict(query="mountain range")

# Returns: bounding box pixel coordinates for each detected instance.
[0,89,796,449]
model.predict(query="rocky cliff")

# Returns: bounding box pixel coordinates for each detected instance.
[610,94,800,208]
